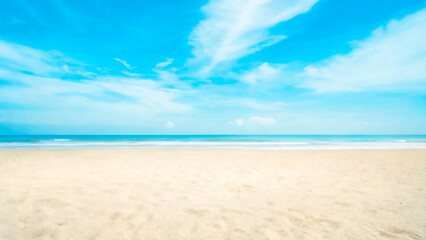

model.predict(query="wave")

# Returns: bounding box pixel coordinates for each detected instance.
[0,140,425,149]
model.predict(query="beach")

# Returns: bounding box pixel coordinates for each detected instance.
[0,148,425,240]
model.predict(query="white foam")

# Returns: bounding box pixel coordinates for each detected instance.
[0,140,425,149]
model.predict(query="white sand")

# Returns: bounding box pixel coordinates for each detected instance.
[0,149,425,239]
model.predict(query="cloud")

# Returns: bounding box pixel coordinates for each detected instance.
[0,41,191,127]
[114,58,135,69]
[249,116,276,125]
[234,119,244,126]
[239,62,285,85]
[302,9,426,92]
[188,0,318,75]
[121,70,140,77]
[165,122,175,128]
[0,40,82,76]
[153,68,190,89]
[156,58,174,68]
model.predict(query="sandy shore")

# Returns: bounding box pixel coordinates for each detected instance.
[0,149,425,239]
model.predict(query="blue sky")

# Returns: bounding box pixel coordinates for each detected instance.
[0,0,425,134]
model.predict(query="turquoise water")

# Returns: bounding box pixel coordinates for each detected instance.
[0,135,425,149]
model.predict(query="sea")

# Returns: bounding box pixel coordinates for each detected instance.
[0,135,425,149]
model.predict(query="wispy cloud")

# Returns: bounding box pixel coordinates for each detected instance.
[0,41,190,127]
[239,62,285,85]
[302,9,426,92]
[0,40,83,76]
[114,58,135,69]
[188,0,318,75]
[121,70,141,77]
[156,58,174,68]
[153,67,190,89]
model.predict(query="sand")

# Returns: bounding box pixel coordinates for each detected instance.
[0,149,425,240]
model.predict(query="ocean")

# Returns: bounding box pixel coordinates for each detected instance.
[0,135,425,149]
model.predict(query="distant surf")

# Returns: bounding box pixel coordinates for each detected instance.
[0,135,425,149]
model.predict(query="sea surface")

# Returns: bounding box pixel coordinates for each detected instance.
[0,135,425,149]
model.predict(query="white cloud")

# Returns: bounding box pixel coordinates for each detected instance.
[189,0,318,75]
[114,58,135,69]
[249,116,276,125]
[0,40,81,75]
[0,41,191,126]
[165,122,175,128]
[121,70,140,77]
[229,119,244,127]
[153,68,190,89]
[240,62,285,85]
[88,76,189,113]
[62,64,70,72]
[0,70,190,114]
[302,9,426,92]
[156,58,174,68]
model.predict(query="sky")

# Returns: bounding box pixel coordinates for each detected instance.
[0,0,425,135]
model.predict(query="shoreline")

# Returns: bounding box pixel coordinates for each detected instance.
[1,147,426,151]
